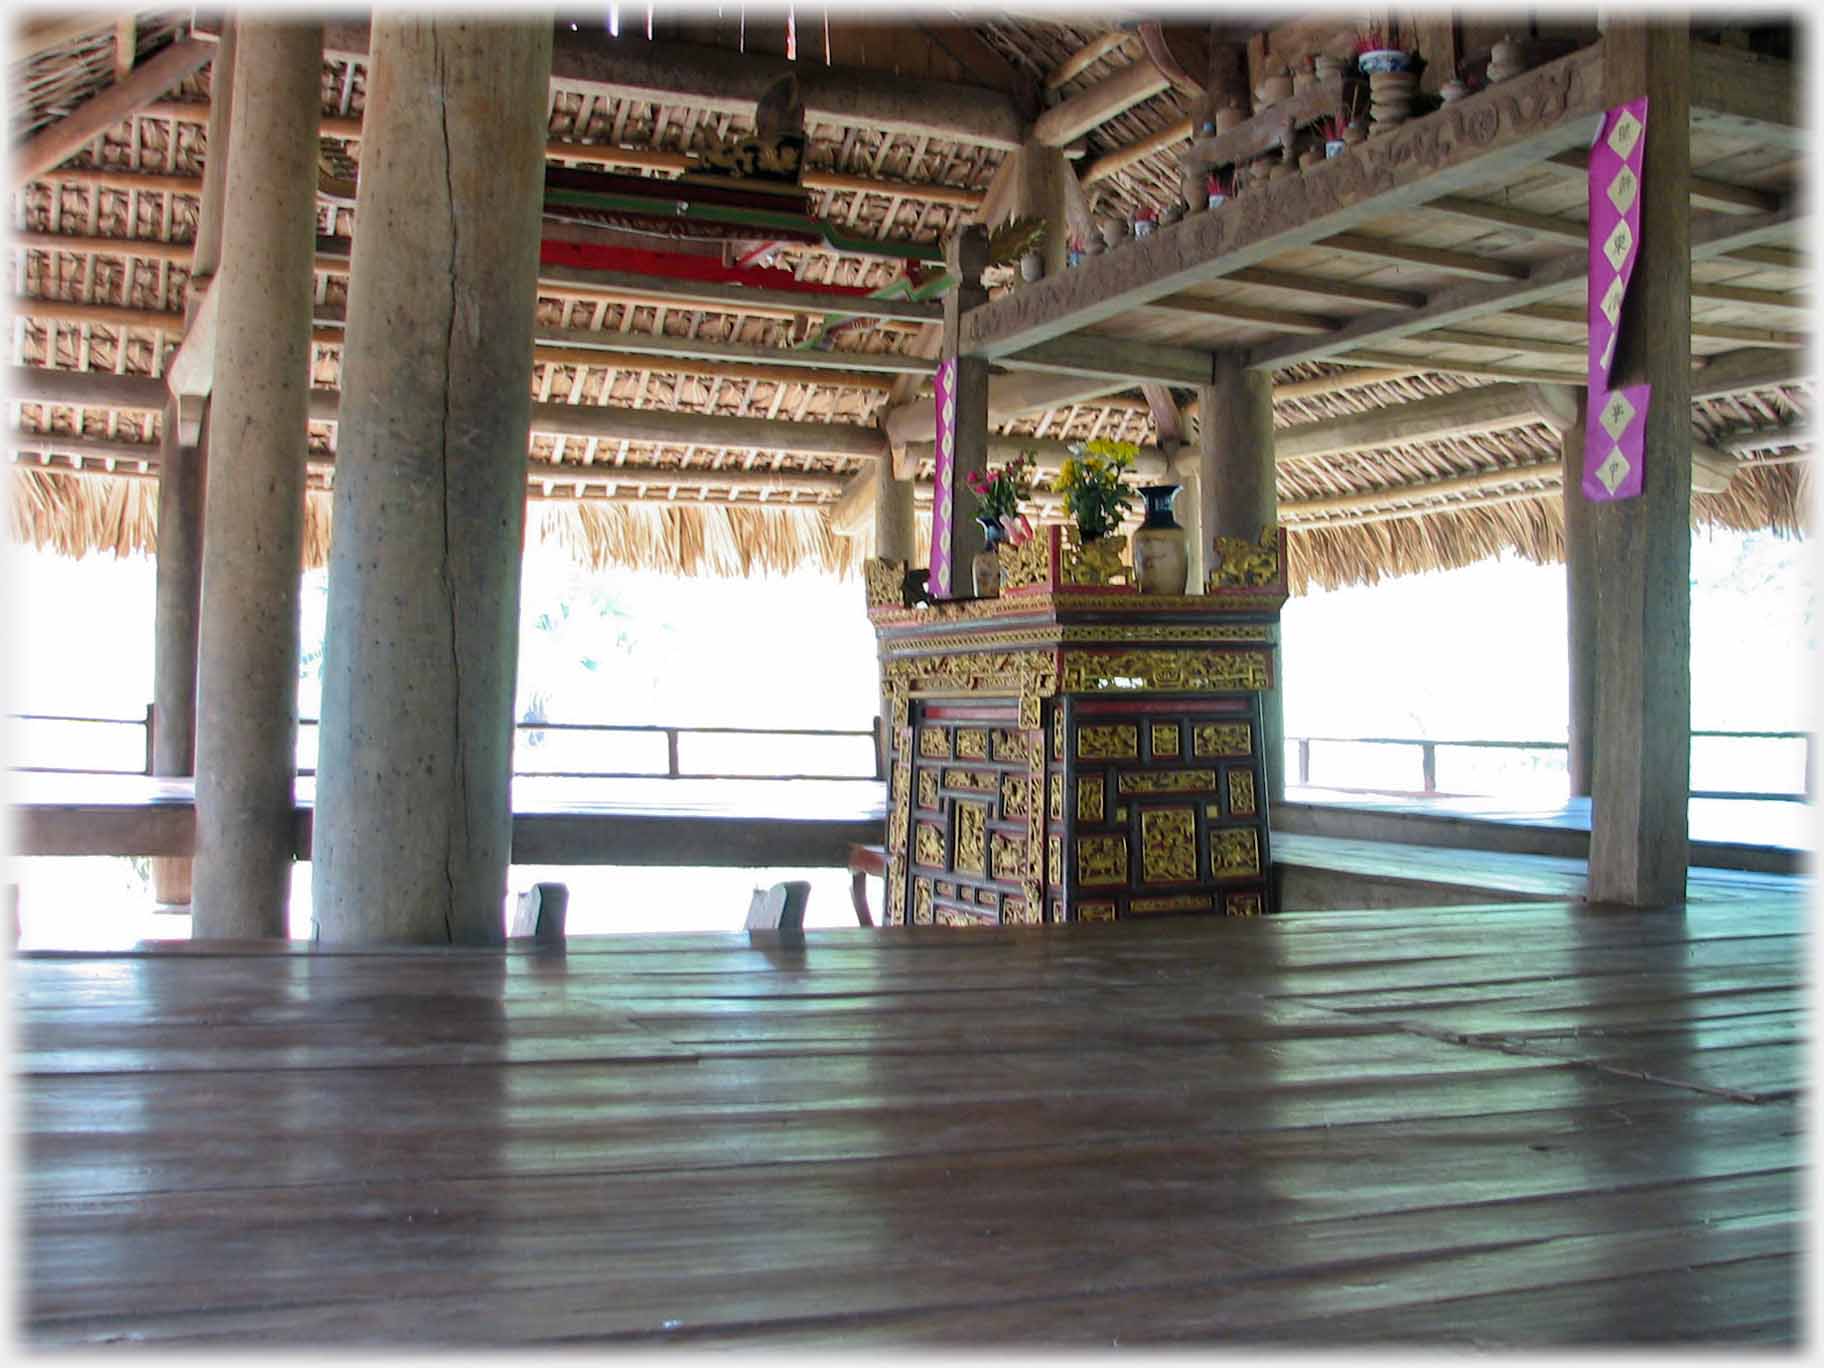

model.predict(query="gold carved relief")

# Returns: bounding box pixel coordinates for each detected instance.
[1004,895,1036,926]
[993,729,1028,762]
[944,768,997,793]
[1024,742,1046,918]
[1151,724,1181,758]
[864,557,908,610]
[1078,901,1117,922]
[956,728,988,760]
[1048,833,1062,885]
[888,873,906,925]
[1193,722,1253,758]
[914,822,946,869]
[936,906,980,927]
[916,769,940,810]
[954,802,988,877]
[888,729,913,856]
[1001,773,1028,818]
[1118,770,1217,795]
[918,727,951,760]
[1077,834,1129,886]
[990,830,1024,881]
[1140,808,1197,884]
[1052,723,1064,762]
[1225,891,1264,918]
[1211,827,1261,879]
[936,880,956,899]
[1077,775,1105,823]
[1062,526,1129,586]
[1060,650,1270,693]
[1077,724,1138,759]
[1208,527,1281,589]
[913,877,933,924]
[977,888,999,910]
[1131,894,1212,915]
[1112,806,1128,822]
[881,649,1056,735]
[1048,773,1063,821]
[1228,768,1257,817]
[996,532,1054,592]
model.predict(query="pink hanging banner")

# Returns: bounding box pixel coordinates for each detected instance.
[928,357,957,597]
[1584,98,1649,501]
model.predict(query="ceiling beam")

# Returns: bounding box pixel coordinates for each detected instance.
[319,20,1026,151]
[996,333,1213,387]
[882,370,1134,448]
[14,12,113,64]
[1079,114,1194,187]
[1032,58,1171,147]
[531,325,937,377]
[1689,347,1814,401]
[15,37,217,186]
[1046,31,1136,91]
[961,43,1608,360]
[1688,42,1801,149]
[1273,383,1578,465]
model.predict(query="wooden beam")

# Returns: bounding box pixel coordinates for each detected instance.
[828,459,881,534]
[963,44,1609,360]
[15,38,217,185]
[1283,458,1564,518]
[1425,196,1587,245]
[1716,423,1812,453]
[1033,58,1172,147]
[1334,350,1585,386]
[997,333,1213,387]
[1181,74,1347,178]
[1080,115,1195,187]
[1226,267,1425,311]
[882,370,1135,449]
[1688,42,1801,148]
[1145,293,1338,336]
[1247,203,1801,372]
[1416,328,1587,360]
[1141,383,1185,447]
[1689,347,1813,400]
[905,435,1171,479]
[114,16,136,81]
[322,20,1026,150]
[1506,302,1809,351]
[1689,282,1808,311]
[10,366,172,414]
[525,345,896,393]
[1284,485,1561,529]
[1275,383,1577,464]
[1272,366,1426,400]
[1317,233,1531,283]
[1046,31,1136,90]
[533,325,939,377]
[14,230,196,264]
[14,12,111,64]
[1545,149,1781,215]
[34,166,203,197]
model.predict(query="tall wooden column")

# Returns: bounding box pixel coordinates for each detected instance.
[151,19,235,908]
[937,225,989,598]
[312,17,553,944]
[1562,389,1597,797]
[1201,354,1283,800]
[872,455,916,565]
[1589,20,1692,905]
[188,20,321,938]
[1009,135,1074,277]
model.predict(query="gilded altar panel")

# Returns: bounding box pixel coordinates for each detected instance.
[1211,827,1261,878]
[1131,894,1212,915]
[1151,723,1181,758]
[990,830,1024,881]
[1078,901,1116,922]
[1004,895,1037,925]
[1140,808,1197,884]
[913,878,933,924]
[888,875,906,925]
[1077,775,1105,823]
[936,881,957,898]
[936,905,979,926]
[1225,891,1264,918]
[1052,724,1064,762]
[1060,649,1270,693]
[944,768,997,793]
[993,729,1028,762]
[1077,724,1138,760]
[918,727,951,760]
[1228,768,1257,817]
[954,802,988,877]
[1117,769,1216,795]
[956,728,989,760]
[1000,773,1028,818]
[1077,834,1129,886]
[1048,834,1062,884]
[916,769,939,810]
[1048,773,1063,821]
[914,822,946,869]
[1193,722,1252,758]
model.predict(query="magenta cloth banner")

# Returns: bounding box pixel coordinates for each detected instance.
[929,357,957,596]
[1584,98,1649,501]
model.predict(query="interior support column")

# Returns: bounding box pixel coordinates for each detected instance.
[1589,19,1692,905]
[150,18,235,908]
[313,16,553,944]
[1200,354,1283,801]
[936,225,989,597]
[1562,389,1596,797]
[188,19,321,937]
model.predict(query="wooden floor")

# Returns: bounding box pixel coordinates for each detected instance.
[17,897,1803,1347]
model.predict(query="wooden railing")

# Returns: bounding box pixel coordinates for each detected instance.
[7,709,882,783]
[1289,731,1815,802]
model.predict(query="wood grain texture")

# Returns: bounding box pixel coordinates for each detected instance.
[16,894,1801,1347]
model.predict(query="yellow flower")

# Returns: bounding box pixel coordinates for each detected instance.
[1056,458,1077,489]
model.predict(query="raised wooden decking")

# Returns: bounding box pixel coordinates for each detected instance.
[16,896,1802,1346]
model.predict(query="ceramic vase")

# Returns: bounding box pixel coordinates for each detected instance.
[1130,485,1188,595]
[972,516,1005,597]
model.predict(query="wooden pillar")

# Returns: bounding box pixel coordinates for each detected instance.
[150,20,234,908]
[312,17,553,944]
[1562,389,1596,797]
[872,455,916,565]
[937,225,989,598]
[1201,354,1284,801]
[1589,19,1692,905]
[1009,135,1074,277]
[188,19,322,938]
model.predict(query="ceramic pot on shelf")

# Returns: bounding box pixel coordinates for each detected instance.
[1019,252,1043,282]
[1215,102,1247,133]
[972,516,1005,597]
[1130,485,1188,595]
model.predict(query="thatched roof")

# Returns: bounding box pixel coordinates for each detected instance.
[8,11,1812,591]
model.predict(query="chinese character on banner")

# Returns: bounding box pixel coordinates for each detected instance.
[1584,99,1649,501]
[928,357,957,596]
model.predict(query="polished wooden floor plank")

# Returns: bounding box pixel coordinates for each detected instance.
[15,897,1801,1346]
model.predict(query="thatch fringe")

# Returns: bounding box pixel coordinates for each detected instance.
[1289,496,1567,594]
[529,501,869,580]
[8,468,157,560]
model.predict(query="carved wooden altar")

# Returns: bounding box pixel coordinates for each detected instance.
[865,527,1288,928]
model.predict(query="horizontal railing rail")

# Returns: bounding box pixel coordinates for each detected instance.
[1290,731,1813,802]
[7,708,882,783]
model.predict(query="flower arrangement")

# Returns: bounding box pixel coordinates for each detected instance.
[1052,439,1137,541]
[964,452,1034,528]
[1206,168,1235,201]
[1353,29,1391,56]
